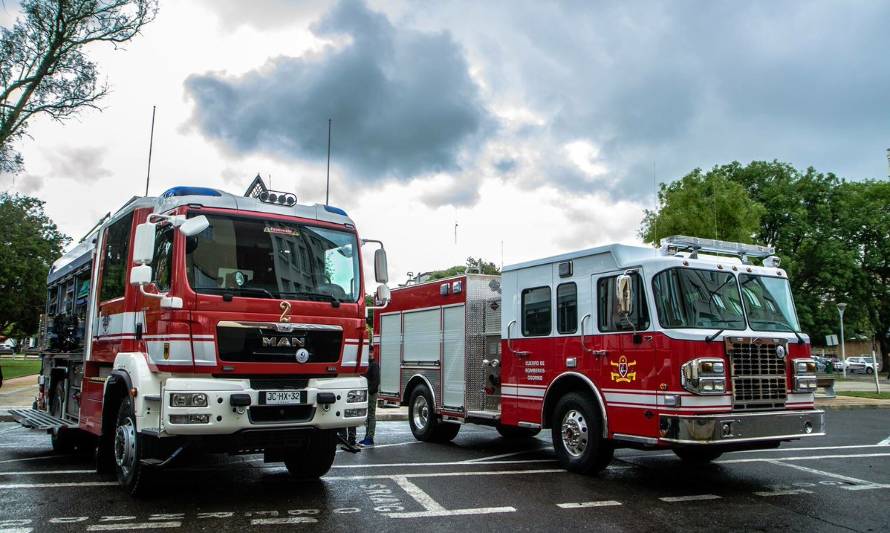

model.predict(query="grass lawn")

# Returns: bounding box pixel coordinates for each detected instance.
[837,391,890,400]
[0,359,41,380]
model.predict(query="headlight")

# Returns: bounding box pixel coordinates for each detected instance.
[793,359,818,393]
[346,389,367,403]
[170,392,208,408]
[681,358,727,395]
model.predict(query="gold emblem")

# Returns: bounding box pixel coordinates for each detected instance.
[163,342,170,360]
[279,301,292,323]
[610,355,637,383]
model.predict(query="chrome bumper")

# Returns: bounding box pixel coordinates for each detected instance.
[659,409,825,445]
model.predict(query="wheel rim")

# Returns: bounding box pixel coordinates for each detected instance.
[560,409,589,458]
[412,395,429,430]
[114,418,136,478]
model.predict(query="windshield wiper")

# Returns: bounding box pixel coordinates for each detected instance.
[277,291,341,308]
[202,287,275,299]
[705,329,724,343]
[750,319,804,343]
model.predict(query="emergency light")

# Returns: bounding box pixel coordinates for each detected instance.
[659,235,774,263]
[258,190,297,206]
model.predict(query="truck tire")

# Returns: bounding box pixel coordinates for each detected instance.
[497,425,541,439]
[551,392,611,474]
[431,422,461,442]
[50,381,75,454]
[673,447,723,464]
[408,384,440,441]
[113,395,151,496]
[284,429,337,479]
[866,367,874,375]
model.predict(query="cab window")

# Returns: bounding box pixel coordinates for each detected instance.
[152,225,174,292]
[522,286,551,336]
[99,213,134,302]
[556,282,578,334]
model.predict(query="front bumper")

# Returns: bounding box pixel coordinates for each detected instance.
[153,376,368,436]
[659,409,825,445]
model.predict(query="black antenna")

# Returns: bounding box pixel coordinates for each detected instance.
[326,118,332,204]
[144,105,156,197]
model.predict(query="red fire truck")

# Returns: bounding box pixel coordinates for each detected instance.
[374,236,824,473]
[12,182,390,494]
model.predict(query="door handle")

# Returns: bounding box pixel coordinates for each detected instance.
[592,350,608,357]
[580,314,593,355]
[506,320,530,357]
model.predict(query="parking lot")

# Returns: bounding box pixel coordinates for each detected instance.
[0,408,888,532]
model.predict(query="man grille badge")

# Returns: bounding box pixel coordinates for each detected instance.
[295,348,310,363]
[261,336,306,348]
[776,345,786,359]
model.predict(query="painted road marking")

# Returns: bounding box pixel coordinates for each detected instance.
[764,459,889,491]
[754,489,813,497]
[0,481,117,489]
[659,494,721,503]
[557,500,622,509]
[0,455,58,465]
[0,470,93,476]
[329,459,557,469]
[326,468,567,481]
[878,435,890,446]
[86,522,181,531]
[392,477,446,512]
[0,528,32,533]
[717,452,890,464]
[386,507,516,519]
[462,448,547,463]
[250,518,317,525]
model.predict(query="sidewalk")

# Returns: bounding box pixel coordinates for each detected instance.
[0,374,37,421]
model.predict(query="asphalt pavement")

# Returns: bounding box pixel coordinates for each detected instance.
[1,409,889,532]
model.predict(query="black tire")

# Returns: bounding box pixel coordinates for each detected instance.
[113,395,151,496]
[497,425,541,439]
[50,381,75,454]
[550,392,611,474]
[866,367,874,375]
[408,385,439,442]
[673,447,723,464]
[431,422,461,442]
[284,429,337,479]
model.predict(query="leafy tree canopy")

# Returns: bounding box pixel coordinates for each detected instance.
[0,193,68,338]
[0,0,158,173]
[426,257,500,281]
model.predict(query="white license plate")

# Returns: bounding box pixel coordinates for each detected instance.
[263,391,306,405]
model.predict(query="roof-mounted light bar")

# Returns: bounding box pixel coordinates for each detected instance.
[659,235,774,262]
[258,190,297,206]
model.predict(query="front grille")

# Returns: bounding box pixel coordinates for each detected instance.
[727,337,787,410]
[217,324,342,364]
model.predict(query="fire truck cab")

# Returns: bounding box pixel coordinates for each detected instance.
[375,236,825,473]
[13,183,390,494]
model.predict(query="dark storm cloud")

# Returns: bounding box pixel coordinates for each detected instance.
[185,0,491,183]
[420,0,890,199]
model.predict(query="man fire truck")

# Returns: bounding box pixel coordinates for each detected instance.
[374,236,824,473]
[12,181,391,495]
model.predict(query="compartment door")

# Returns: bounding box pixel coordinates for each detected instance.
[379,313,402,396]
[442,305,466,409]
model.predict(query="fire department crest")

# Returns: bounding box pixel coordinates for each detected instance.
[610,355,637,383]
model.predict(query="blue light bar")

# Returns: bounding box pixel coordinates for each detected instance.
[324,205,348,216]
[160,186,222,198]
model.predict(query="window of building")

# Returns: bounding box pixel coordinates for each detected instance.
[99,212,134,302]
[597,273,650,332]
[556,282,578,334]
[522,286,551,336]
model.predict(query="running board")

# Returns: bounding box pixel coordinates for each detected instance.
[140,444,188,469]
[9,408,76,430]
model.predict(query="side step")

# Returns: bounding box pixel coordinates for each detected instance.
[9,408,76,430]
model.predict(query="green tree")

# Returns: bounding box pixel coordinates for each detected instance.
[0,0,158,173]
[640,167,765,246]
[0,193,69,339]
[427,256,500,281]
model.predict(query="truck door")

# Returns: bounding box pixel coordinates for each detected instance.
[593,272,658,438]
[92,212,135,362]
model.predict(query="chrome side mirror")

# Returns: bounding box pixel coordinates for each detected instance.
[374,284,391,306]
[616,274,633,316]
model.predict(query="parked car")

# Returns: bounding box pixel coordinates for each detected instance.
[0,346,13,355]
[811,356,829,372]
[845,356,880,375]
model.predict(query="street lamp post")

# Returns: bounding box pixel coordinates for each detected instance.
[837,303,847,379]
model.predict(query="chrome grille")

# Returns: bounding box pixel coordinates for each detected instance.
[726,337,787,410]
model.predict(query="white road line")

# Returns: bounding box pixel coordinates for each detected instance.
[879,435,890,446]
[250,518,317,525]
[659,494,721,503]
[620,443,890,459]
[326,468,567,481]
[386,507,516,519]
[0,455,58,465]
[754,489,813,497]
[557,500,622,509]
[0,528,33,533]
[462,448,546,463]
[327,459,557,469]
[86,522,181,531]
[763,459,888,490]
[392,476,446,512]
[718,452,890,464]
[0,481,117,489]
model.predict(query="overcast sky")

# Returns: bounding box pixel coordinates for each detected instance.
[2,0,888,286]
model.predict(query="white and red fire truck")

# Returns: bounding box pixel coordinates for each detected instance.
[12,181,390,494]
[374,236,825,473]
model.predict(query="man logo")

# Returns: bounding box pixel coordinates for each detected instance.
[261,336,306,348]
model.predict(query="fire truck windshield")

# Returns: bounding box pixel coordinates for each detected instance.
[738,274,801,332]
[185,214,360,303]
[652,268,746,330]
